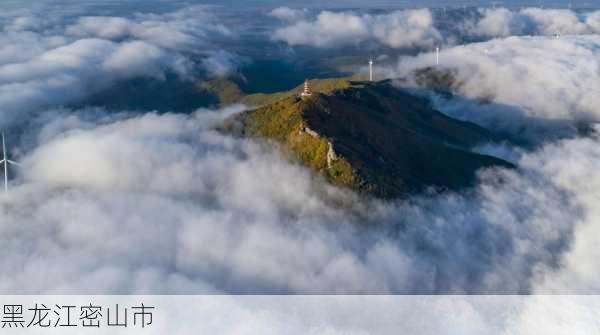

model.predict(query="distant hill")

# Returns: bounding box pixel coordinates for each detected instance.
[200,76,359,107]
[81,75,219,112]
[223,80,514,198]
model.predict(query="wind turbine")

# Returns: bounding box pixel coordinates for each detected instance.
[435,46,440,66]
[369,57,373,82]
[1,132,19,193]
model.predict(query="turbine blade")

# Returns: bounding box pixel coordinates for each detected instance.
[0,159,4,164]
[6,160,19,166]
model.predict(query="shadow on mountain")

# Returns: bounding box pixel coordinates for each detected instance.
[406,67,591,147]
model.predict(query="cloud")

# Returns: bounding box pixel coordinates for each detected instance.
[0,102,598,295]
[66,16,134,40]
[102,40,190,79]
[65,5,231,51]
[527,130,600,294]
[466,8,525,37]
[269,7,308,22]
[371,9,442,49]
[0,37,191,126]
[273,11,369,48]
[270,8,600,50]
[273,9,442,49]
[390,35,600,140]
[464,8,600,38]
[0,30,68,65]
[586,11,600,32]
[201,50,248,78]
[0,4,242,126]
[2,107,371,293]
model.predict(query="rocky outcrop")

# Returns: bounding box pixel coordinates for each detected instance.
[327,142,337,169]
[299,121,320,138]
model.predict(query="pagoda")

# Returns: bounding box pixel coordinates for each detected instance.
[300,79,312,98]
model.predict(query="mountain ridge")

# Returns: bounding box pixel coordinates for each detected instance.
[223,79,514,198]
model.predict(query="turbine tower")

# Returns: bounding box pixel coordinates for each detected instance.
[1,132,19,193]
[369,58,373,82]
[436,46,440,66]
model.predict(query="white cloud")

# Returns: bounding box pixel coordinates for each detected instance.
[0,102,597,295]
[468,8,523,37]
[102,40,185,79]
[527,129,600,294]
[201,50,247,78]
[274,11,369,48]
[586,11,600,32]
[391,35,600,139]
[66,16,133,40]
[65,5,231,51]
[0,31,67,65]
[0,5,242,126]
[521,8,589,35]
[0,38,191,126]
[465,8,600,38]
[269,7,308,22]
[371,9,441,49]
[273,9,442,49]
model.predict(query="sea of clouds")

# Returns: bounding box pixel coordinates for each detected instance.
[463,7,600,37]
[271,8,443,49]
[0,4,239,126]
[391,34,600,143]
[0,3,599,298]
[4,103,598,295]
[271,6,600,48]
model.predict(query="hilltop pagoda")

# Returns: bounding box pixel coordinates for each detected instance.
[300,79,312,98]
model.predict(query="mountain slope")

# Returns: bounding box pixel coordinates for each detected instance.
[228,80,514,198]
